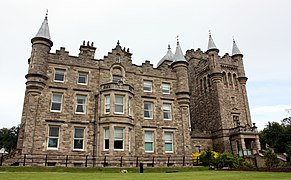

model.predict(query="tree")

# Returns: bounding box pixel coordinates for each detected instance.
[260,121,289,153]
[0,126,19,153]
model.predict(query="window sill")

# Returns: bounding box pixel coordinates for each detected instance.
[72,149,85,152]
[50,110,61,113]
[47,148,58,150]
[75,112,86,115]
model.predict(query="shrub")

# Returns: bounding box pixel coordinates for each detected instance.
[264,149,280,168]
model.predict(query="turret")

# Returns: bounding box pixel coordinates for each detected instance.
[27,12,53,93]
[157,45,174,68]
[231,38,246,78]
[206,32,222,80]
[171,39,190,105]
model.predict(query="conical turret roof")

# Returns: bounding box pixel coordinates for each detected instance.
[35,13,51,40]
[207,33,219,52]
[232,39,243,57]
[173,40,186,62]
[157,45,174,67]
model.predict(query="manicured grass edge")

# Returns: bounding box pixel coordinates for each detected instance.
[0,166,208,173]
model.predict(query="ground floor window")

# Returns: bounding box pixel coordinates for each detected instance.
[114,127,124,150]
[164,132,173,152]
[73,128,85,150]
[145,131,154,152]
[48,126,59,149]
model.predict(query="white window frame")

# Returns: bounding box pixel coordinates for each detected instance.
[114,127,124,150]
[47,126,60,150]
[143,80,153,92]
[164,132,173,153]
[77,72,88,85]
[162,83,171,94]
[75,95,87,114]
[50,93,63,112]
[73,128,85,151]
[104,127,109,151]
[144,131,154,153]
[144,101,153,119]
[163,103,172,120]
[54,69,65,82]
[128,96,132,116]
[105,95,110,114]
[128,128,132,152]
[114,95,124,114]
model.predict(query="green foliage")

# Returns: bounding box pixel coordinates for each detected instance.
[199,149,218,166]
[264,149,280,168]
[0,126,19,153]
[260,119,291,154]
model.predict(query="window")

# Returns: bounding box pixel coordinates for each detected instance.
[164,132,173,152]
[115,95,124,114]
[73,128,84,150]
[112,75,122,83]
[77,72,88,85]
[105,95,110,113]
[48,126,59,149]
[129,128,132,152]
[145,131,154,152]
[143,80,152,92]
[144,102,153,119]
[115,55,121,63]
[51,93,63,112]
[163,103,172,120]
[162,83,170,94]
[233,115,239,127]
[114,128,124,150]
[104,127,109,150]
[75,95,87,114]
[128,97,132,116]
[54,69,65,82]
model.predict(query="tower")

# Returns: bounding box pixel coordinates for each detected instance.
[17,13,53,154]
[186,33,260,154]
[171,39,191,155]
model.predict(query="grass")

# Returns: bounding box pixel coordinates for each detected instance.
[0,167,290,180]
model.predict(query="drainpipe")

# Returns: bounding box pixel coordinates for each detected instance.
[93,94,99,167]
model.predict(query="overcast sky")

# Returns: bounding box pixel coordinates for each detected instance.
[0,0,290,130]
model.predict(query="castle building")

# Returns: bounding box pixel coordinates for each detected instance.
[15,14,260,166]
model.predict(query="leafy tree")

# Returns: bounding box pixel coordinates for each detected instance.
[260,121,289,153]
[0,126,19,153]
[264,149,280,168]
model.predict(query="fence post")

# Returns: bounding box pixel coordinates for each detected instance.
[85,155,88,167]
[23,154,26,166]
[103,156,107,167]
[183,156,185,166]
[120,156,123,167]
[65,155,68,167]
[152,156,154,167]
[45,155,48,166]
[167,156,170,167]
[136,156,139,167]
[0,153,3,166]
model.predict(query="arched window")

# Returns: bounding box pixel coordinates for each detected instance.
[228,72,233,87]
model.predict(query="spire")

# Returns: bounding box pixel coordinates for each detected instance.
[232,38,243,57]
[173,37,186,62]
[35,10,51,40]
[207,31,219,52]
[157,44,174,67]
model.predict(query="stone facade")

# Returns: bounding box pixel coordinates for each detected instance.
[15,17,260,165]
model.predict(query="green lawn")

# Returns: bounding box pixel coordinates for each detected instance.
[0,171,290,180]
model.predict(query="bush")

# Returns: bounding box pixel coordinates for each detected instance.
[264,149,280,168]
[199,149,218,166]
